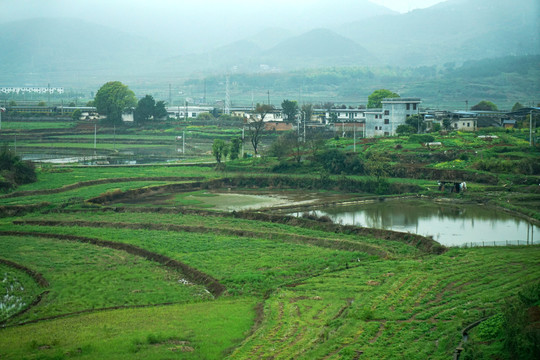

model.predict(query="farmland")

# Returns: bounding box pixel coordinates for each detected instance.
[1,120,539,359]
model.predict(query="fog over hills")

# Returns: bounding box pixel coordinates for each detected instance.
[336,0,540,65]
[0,0,538,88]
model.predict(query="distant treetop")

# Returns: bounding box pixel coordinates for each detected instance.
[471,100,498,111]
[367,89,399,109]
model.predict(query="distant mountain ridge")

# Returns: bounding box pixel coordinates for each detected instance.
[1,0,538,86]
[0,18,170,83]
[336,0,540,65]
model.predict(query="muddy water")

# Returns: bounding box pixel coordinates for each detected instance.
[296,199,539,247]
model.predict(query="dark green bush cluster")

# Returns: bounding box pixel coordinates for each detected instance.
[0,147,37,192]
[408,134,435,143]
[502,282,540,359]
[474,158,540,175]
[315,149,365,175]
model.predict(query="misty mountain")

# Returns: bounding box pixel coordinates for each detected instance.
[246,28,297,51]
[0,18,172,84]
[160,29,374,75]
[262,29,374,68]
[1,0,538,87]
[336,0,540,65]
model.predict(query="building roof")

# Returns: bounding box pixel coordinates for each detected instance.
[382,97,421,103]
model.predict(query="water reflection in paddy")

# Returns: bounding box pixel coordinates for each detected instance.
[296,199,538,247]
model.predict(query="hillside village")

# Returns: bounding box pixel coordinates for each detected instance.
[3,94,536,139]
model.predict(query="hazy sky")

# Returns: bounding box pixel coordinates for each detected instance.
[369,0,446,12]
[2,0,450,52]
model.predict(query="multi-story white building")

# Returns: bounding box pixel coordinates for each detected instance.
[325,109,366,123]
[165,106,213,119]
[365,98,421,137]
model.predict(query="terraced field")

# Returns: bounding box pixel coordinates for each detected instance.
[1,164,539,359]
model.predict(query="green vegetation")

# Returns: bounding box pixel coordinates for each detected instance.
[0,299,255,360]
[0,263,42,322]
[94,81,137,125]
[0,147,36,192]
[0,127,538,359]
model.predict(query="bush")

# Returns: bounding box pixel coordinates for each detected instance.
[315,149,365,175]
[502,282,540,359]
[408,134,435,143]
[0,147,37,189]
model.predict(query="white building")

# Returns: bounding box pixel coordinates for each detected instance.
[365,98,421,137]
[166,106,214,119]
[325,109,366,123]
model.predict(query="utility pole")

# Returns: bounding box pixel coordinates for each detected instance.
[94,123,97,156]
[354,123,356,152]
[183,131,185,154]
[303,116,306,143]
[267,90,270,105]
[184,100,188,122]
[530,110,537,147]
[242,127,245,158]
[203,79,207,104]
[169,84,172,105]
[225,75,230,115]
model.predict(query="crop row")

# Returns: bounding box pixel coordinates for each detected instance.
[231,246,540,359]
[0,223,369,296]
[0,233,212,325]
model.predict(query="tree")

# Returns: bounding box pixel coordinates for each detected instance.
[511,102,524,112]
[405,114,426,133]
[471,100,498,111]
[396,124,415,135]
[365,152,391,181]
[72,109,82,121]
[442,118,452,130]
[268,131,302,163]
[134,95,156,124]
[229,138,241,160]
[196,112,215,121]
[367,89,399,109]
[212,139,229,163]
[0,146,36,188]
[154,101,168,119]
[94,81,136,125]
[281,100,299,123]
[248,103,274,154]
[301,103,313,123]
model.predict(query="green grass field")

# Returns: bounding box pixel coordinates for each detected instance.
[1,131,539,359]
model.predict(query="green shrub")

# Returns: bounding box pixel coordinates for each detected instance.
[502,282,540,359]
[408,134,435,144]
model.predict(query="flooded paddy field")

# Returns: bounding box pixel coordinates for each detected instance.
[293,198,540,247]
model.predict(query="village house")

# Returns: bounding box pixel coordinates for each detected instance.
[365,98,421,137]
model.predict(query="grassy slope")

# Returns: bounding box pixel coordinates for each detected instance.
[0,142,539,359]
[0,234,210,325]
[0,299,256,360]
[232,247,540,359]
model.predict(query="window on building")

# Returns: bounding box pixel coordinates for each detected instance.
[192,113,196,117]
[384,119,389,124]
[413,103,417,110]
[384,132,389,136]
[406,104,410,110]
[384,110,389,115]
[467,123,470,127]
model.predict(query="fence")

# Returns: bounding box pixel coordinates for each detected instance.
[456,240,535,248]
